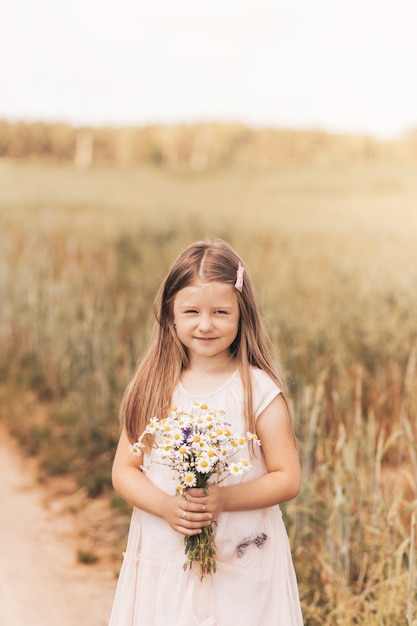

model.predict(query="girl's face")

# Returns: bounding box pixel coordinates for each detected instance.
[173,280,240,364]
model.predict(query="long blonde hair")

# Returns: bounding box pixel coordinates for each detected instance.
[121,239,287,441]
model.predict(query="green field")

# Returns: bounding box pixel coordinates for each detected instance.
[1,158,416,625]
[2,158,417,233]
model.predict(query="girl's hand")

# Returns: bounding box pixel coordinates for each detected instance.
[163,495,213,536]
[185,485,224,520]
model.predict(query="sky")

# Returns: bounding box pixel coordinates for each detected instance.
[1,0,417,139]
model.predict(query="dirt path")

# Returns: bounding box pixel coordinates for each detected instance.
[0,429,119,626]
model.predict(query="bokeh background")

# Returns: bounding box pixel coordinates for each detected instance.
[1,2,417,624]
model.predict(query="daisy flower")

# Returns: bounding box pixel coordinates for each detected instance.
[196,457,212,473]
[183,472,197,486]
[228,462,244,476]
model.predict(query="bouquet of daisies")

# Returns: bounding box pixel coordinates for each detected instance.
[130,402,260,580]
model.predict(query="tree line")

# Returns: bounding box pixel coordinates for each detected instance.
[1,119,416,168]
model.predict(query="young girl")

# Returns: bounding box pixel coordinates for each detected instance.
[109,239,303,626]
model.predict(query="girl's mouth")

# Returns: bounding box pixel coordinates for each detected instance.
[194,337,216,341]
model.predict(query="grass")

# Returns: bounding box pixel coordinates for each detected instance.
[77,548,100,565]
[0,157,416,624]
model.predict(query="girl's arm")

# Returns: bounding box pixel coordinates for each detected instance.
[186,393,301,515]
[112,427,212,535]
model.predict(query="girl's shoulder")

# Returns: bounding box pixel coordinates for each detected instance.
[249,366,282,419]
[249,366,281,392]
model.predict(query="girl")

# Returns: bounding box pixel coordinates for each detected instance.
[109,239,303,626]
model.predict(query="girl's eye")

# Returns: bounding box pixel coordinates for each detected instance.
[185,309,198,314]
[215,310,227,315]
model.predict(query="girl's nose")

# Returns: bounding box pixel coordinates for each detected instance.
[198,314,213,331]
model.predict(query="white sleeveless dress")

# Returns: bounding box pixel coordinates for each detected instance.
[109,367,303,625]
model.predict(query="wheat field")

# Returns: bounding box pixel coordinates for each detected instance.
[0,156,416,625]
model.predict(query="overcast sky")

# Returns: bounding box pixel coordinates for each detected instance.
[1,0,416,138]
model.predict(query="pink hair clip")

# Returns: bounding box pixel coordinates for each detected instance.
[234,261,245,292]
